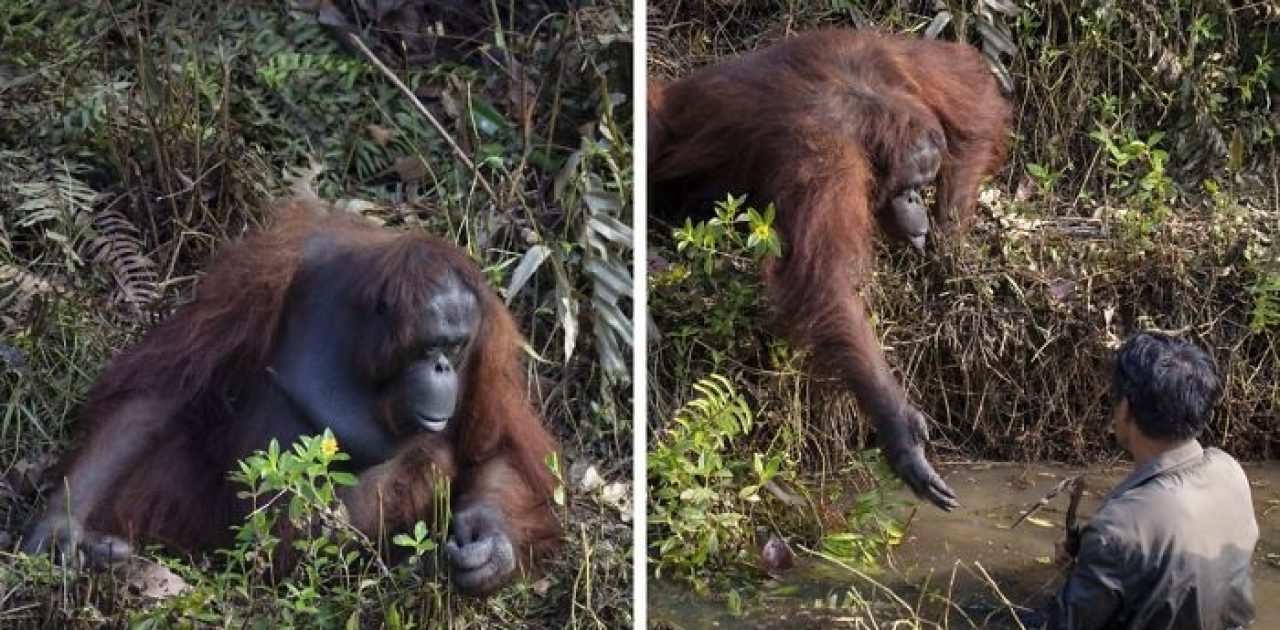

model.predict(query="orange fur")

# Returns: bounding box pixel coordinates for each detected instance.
[649,29,1011,507]
[52,198,559,575]
[650,28,1009,370]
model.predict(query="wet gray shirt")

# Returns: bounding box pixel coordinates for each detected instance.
[1046,441,1258,630]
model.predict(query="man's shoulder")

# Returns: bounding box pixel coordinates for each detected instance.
[1202,447,1250,479]
[1091,446,1255,546]
[1178,446,1253,497]
[1117,446,1249,503]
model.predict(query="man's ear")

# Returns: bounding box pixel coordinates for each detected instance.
[1116,398,1132,423]
[1112,398,1132,447]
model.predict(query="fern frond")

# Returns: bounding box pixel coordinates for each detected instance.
[0,263,66,332]
[81,208,159,312]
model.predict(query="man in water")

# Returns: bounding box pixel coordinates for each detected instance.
[1041,332,1257,629]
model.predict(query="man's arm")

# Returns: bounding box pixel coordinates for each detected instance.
[1044,523,1131,629]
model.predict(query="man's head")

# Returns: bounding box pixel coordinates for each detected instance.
[1110,332,1221,447]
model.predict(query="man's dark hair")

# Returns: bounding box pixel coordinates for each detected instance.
[1112,332,1221,440]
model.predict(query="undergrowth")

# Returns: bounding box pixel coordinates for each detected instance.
[647,203,906,601]
[140,431,451,627]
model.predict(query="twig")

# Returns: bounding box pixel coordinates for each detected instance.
[341,32,499,202]
[945,562,956,630]
[803,546,917,615]
[973,561,1027,630]
[1010,474,1082,529]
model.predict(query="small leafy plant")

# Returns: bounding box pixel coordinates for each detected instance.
[231,430,361,560]
[132,430,448,626]
[674,194,782,274]
[648,375,788,591]
[818,450,906,568]
[650,195,781,366]
[652,193,908,596]
[1090,123,1176,245]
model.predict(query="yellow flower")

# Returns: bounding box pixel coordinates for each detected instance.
[321,435,339,457]
[753,224,771,240]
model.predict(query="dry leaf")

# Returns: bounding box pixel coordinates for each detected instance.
[367,124,393,147]
[576,465,605,493]
[128,559,190,599]
[7,453,57,495]
[531,577,551,597]
[600,482,631,522]
[391,156,428,182]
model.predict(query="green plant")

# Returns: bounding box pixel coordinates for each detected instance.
[392,521,440,560]
[648,375,788,591]
[1090,127,1174,199]
[648,195,780,385]
[1090,124,1176,243]
[230,430,368,567]
[1246,240,1280,333]
[1025,162,1064,196]
[673,194,781,274]
[132,430,448,626]
[652,191,908,586]
[818,450,905,567]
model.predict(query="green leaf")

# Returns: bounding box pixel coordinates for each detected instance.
[468,97,507,136]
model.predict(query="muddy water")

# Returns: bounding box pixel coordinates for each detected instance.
[650,461,1280,629]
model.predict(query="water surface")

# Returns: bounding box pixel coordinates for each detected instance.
[650,461,1280,628]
